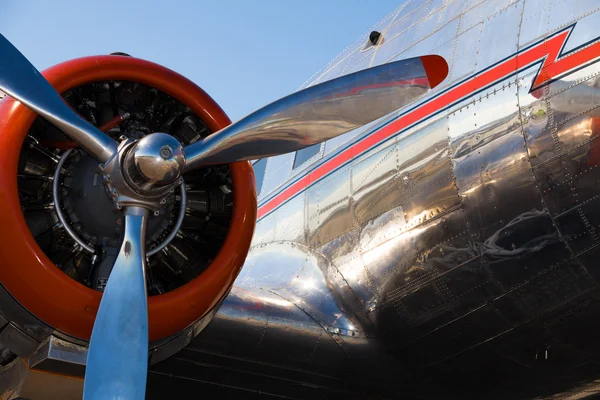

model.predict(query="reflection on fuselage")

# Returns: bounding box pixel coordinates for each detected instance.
[155,2,600,399]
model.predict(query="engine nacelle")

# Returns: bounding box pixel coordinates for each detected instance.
[0,55,256,367]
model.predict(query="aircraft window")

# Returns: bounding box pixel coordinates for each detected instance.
[293,144,320,169]
[252,159,267,195]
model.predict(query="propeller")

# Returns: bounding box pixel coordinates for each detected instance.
[0,33,447,399]
[83,207,149,399]
[183,54,446,170]
[0,36,117,162]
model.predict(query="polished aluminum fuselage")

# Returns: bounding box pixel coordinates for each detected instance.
[151,1,600,398]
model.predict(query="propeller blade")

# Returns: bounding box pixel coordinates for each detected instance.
[0,34,117,162]
[183,55,447,170]
[83,206,150,400]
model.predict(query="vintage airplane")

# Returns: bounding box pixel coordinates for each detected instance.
[1,0,600,398]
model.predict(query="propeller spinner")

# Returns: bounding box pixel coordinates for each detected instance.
[0,33,447,399]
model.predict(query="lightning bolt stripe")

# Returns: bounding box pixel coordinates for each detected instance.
[257,23,600,220]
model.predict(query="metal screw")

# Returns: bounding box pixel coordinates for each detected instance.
[160,146,173,159]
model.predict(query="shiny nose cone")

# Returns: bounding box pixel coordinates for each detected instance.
[126,132,185,188]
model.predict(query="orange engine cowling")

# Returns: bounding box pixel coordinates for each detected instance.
[0,55,256,344]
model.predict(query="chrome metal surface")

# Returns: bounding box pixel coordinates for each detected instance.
[258,153,294,200]
[151,2,600,400]
[124,133,185,191]
[53,149,95,254]
[99,139,175,212]
[183,56,438,169]
[84,206,149,400]
[28,335,87,376]
[0,35,118,163]
[148,302,221,366]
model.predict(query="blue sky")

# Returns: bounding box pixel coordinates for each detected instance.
[2,0,399,121]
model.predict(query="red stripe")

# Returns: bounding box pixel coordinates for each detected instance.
[257,27,598,220]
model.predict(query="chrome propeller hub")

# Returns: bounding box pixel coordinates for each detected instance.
[99,136,183,213]
[124,132,185,192]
